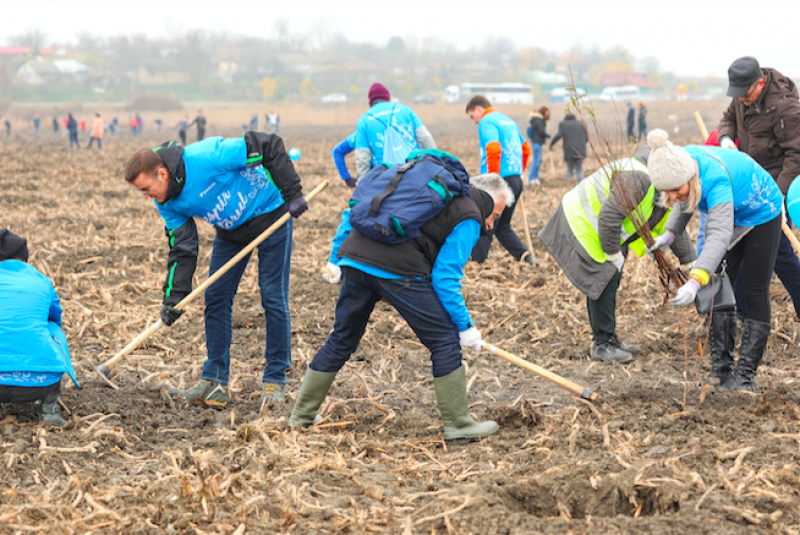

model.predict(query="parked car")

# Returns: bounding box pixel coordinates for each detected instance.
[321,93,347,104]
[414,95,436,104]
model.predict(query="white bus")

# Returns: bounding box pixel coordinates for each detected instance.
[452,83,533,105]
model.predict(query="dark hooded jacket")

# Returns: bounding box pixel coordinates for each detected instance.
[718,67,800,194]
[528,111,550,144]
[550,114,588,159]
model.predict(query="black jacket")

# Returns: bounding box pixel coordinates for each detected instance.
[550,114,587,159]
[528,112,550,144]
[627,107,635,128]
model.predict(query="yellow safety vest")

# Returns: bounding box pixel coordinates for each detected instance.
[562,158,669,263]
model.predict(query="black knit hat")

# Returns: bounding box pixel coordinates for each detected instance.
[0,229,29,261]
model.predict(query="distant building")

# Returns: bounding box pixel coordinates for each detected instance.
[16,57,89,85]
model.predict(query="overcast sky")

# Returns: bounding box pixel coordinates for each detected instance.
[1,0,799,78]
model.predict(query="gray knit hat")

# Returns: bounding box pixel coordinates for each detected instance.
[646,129,697,191]
[0,229,29,262]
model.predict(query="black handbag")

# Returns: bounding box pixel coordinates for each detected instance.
[694,265,736,315]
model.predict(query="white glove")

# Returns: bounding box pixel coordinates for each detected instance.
[681,261,696,270]
[670,280,700,307]
[607,252,625,273]
[459,327,484,352]
[719,136,737,151]
[322,262,341,284]
[648,230,676,252]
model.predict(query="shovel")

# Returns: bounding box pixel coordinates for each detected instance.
[96,180,330,382]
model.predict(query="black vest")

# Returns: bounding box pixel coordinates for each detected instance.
[338,187,492,278]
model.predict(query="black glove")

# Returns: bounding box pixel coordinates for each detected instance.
[160,304,183,326]
[286,197,308,218]
[345,178,357,188]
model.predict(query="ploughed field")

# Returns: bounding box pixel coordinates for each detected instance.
[1,102,800,534]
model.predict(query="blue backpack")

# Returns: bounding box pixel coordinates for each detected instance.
[349,150,470,244]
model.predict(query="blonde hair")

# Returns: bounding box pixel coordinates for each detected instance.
[659,174,701,213]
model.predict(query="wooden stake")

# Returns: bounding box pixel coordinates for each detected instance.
[518,196,537,263]
[694,112,709,143]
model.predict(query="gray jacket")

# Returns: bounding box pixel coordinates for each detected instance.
[539,150,696,300]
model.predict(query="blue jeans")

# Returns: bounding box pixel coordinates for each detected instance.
[310,267,462,378]
[527,143,543,182]
[202,219,293,385]
[88,137,102,149]
[69,131,79,148]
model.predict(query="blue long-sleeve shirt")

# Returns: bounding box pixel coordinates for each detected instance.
[335,211,479,331]
[332,133,356,180]
[328,208,352,264]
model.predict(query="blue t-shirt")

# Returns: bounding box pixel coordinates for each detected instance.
[479,110,526,177]
[686,145,783,226]
[356,103,424,168]
[156,137,285,230]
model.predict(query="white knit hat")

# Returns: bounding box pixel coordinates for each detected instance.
[646,129,697,190]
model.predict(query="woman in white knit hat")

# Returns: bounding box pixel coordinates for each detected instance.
[646,129,783,392]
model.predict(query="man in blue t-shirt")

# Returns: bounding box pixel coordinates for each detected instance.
[466,95,533,264]
[124,133,308,409]
[0,230,78,427]
[354,83,437,178]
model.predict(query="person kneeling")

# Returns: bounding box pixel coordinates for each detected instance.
[289,174,512,443]
[0,230,79,426]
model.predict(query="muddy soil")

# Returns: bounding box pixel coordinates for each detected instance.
[1,102,799,534]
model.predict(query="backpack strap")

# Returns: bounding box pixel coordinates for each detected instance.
[368,160,418,217]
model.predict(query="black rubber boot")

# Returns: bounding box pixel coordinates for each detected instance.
[721,318,771,393]
[708,311,737,385]
[38,386,67,427]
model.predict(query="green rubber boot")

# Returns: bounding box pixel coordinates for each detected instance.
[433,366,499,444]
[288,368,337,429]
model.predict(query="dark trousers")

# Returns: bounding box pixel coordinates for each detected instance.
[586,270,621,345]
[471,174,527,262]
[179,130,187,145]
[638,121,647,141]
[724,216,781,323]
[0,380,60,404]
[310,267,462,378]
[88,137,102,149]
[565,158,583,181]
[734,227,800,319]
[202,220,293,385]
[627,124,635,140]
[197,128,205,141]
[69,131,79,148]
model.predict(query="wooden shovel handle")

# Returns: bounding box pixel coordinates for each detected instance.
[484,343,598,401]
[99,180,330,374]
